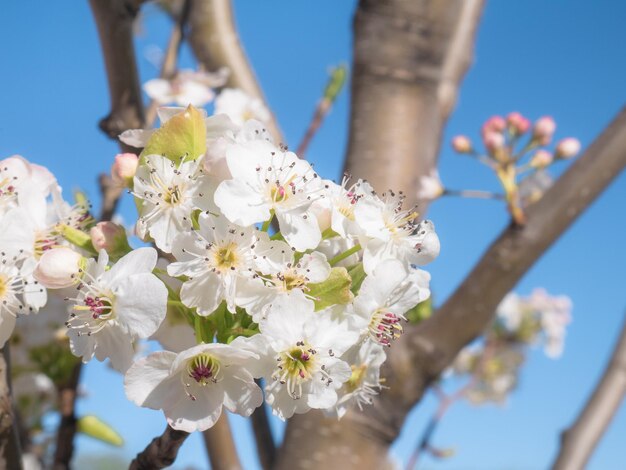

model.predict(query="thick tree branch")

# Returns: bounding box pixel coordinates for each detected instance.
[89,0,146,143]
[201,414,243,470]
[0,347,22,470]
[552,312,626,470]
[129,425,189,470]
[277,2,484,468]
[187,0,283,143]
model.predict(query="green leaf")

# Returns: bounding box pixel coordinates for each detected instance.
[141,105,206,162]
[347,263,366,295]
[77,415,124,447]
[57,224,97,256]
[406,298,433,324]
[308,267,353,311]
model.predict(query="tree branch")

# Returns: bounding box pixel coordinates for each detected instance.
[89,0,146,144]
[250,401,276,470]
[276,2,484,468]
[129,425,189,470]
[201,414,243,470]
[552,312,626,470]
[0,346,22,470]
[52,362,82,470]
[186,0,283,143]
[145,0,192,127]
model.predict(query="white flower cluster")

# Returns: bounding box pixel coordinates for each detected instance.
[1,105,440,433]
[451,288,572,405]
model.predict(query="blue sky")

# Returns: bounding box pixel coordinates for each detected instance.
[1,1,625,469]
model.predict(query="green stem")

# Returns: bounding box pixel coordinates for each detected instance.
[261,212,274,232]
[329,243,361,266]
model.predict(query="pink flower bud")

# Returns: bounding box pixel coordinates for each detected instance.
[482,116,506,136]
[555,138,581,159]
[533,116,556,145]
[34,247,85,289]
[483,131,505,154]
[506,112,531,135]
[451,135,472,153]
[111,153,139,187]
[530,150,553,168]
[90,221,129,252]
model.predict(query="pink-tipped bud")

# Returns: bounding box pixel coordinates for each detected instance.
[555,138,581,159]
[530,150,553,168]
[482,116,506,136]
[483,131,505,154]
[533,116,556,145]
[111,153,139,187]
[507,112,531,135]
[34,247,85,289]
[452,135,473,153]
[90,221,130,255]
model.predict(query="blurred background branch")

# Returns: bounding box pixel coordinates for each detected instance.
[552,311,626,470]
[0,347,22,470]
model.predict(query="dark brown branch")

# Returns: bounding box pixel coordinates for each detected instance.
[250,401,276,470]
[129,425,189,470]
[0,346,23,470]
[187,0,283,143]
[52,363,82,470]
[201,414,243,470]
[89,0,146,142]
[552,312,626,470]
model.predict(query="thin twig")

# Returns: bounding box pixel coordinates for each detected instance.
[129,425,190,470]
[251,396,276,470]
[296,99,331,157]
[52,362,82,470]
[552,312,626,470]
[145,0,192,127]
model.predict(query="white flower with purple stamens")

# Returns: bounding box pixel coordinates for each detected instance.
[237,247,331,321]
[214,140,324,251]
[319,177,375,238]
[331,340,386,418]
[168,212,285,316]
[133,155,215,252]
[351,259,430,346]
[124,342,262,432]
[65,248,167,372]
[253,295,359,420]
[354,191,440,274]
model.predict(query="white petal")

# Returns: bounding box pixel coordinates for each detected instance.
[115,273,168,338]
[101,247,157,287]
[275,209,321,252]
[124,351,179,409]
[214,179,270,226]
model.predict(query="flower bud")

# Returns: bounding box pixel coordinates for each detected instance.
[530,150,553,169]
[483,131,505,154]
[506,112,530,135]
[555,138,581,159]
[90,222,131,255]
[482,116,506,136]
[111,153,139,187]
[533,116,556,145]
[34,247,85,289]
[451,135,472,153]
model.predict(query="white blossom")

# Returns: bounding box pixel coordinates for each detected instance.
[214,88,270,126]
[214,140,324,251]
[351,259,430,346]
[133,155,215,252]
[125,342,262,432]
[65,248,168,372]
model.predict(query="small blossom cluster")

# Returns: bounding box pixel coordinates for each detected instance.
[417,113,581,225]
[4,105,439,434]
[450,289,572,404]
